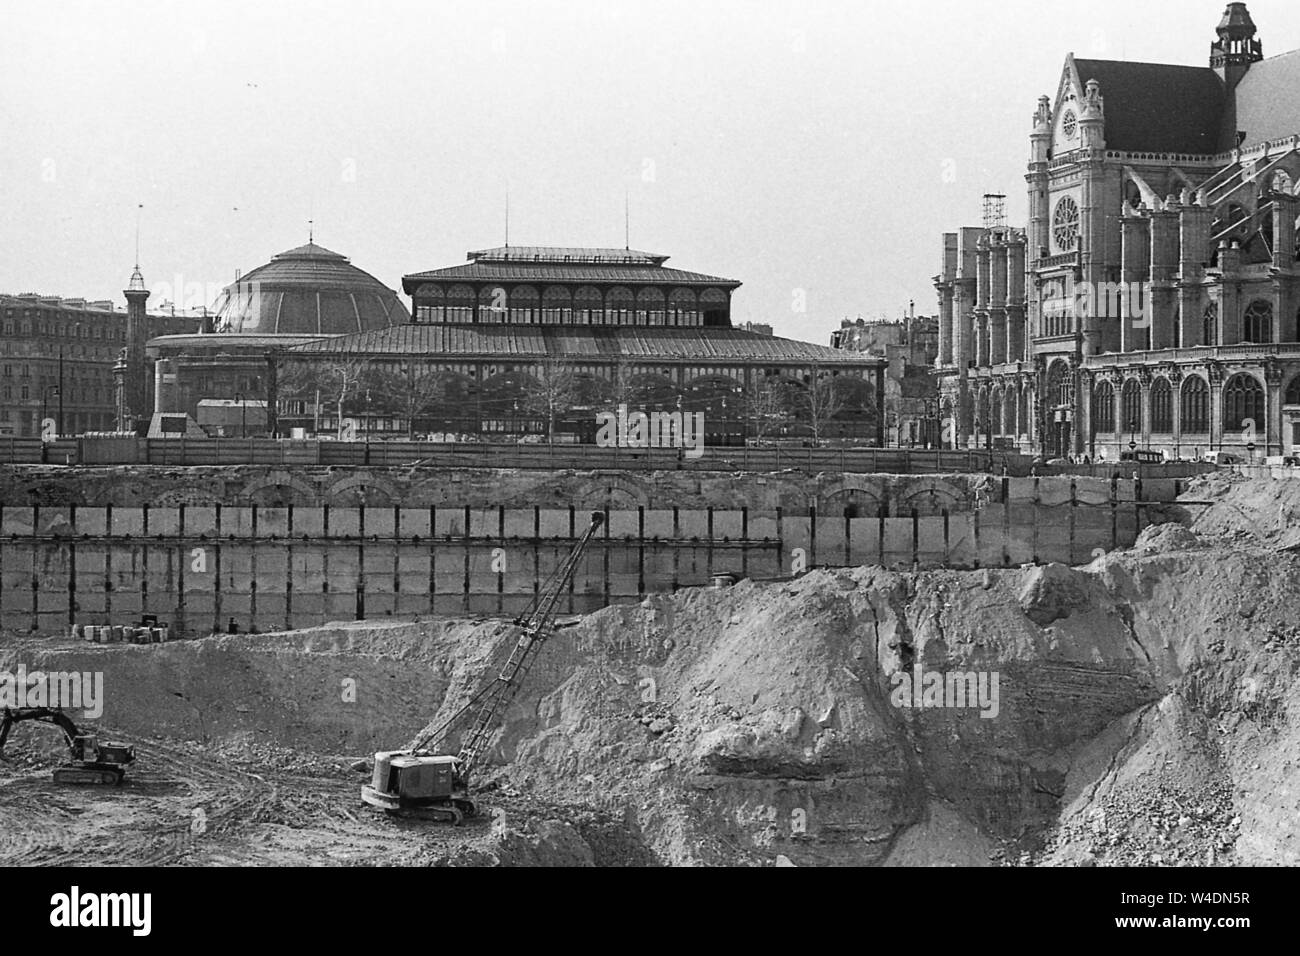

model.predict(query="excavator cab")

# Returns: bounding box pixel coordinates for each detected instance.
[363,752,471,822]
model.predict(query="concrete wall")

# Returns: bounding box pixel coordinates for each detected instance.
[0,483,1153,636]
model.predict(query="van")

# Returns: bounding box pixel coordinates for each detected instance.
[1119,450,1165,464]
[1202,451,1246,466]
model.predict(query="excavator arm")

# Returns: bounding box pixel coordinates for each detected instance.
[0,706,81,755]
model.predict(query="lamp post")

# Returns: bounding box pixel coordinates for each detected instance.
[923,398,938,449]
[41,385,59,437]
[57,320,82,437]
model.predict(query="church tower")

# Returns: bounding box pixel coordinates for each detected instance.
[1212,4,1264,151]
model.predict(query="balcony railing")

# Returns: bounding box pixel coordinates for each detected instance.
[1085,343,1300,366]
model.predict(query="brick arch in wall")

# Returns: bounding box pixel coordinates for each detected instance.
[816,475,884,516]
[95,485,225,507]
[895,479,967,517]
[240,471,318,505]
[324,474,400,505]
[569,474,652,509]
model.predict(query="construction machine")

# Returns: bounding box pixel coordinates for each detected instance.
[0,706,136,785]
[361,511,604,823]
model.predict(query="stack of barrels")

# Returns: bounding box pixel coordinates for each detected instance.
[71,623,172,644]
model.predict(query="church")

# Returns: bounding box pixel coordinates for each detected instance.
[936,3,1300,461]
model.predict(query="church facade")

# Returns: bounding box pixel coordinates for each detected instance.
[937,3,1300,461]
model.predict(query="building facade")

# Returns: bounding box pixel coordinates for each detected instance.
[833,311,941,445]
[937,3,1300,460]
[271,246,887,444]
[1,288,189,438]
[145,242,409,432]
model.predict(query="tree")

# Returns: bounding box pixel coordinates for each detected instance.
[800,366,845,443]
[345,366,457,442]
[522,357,581,441]
[277,359,366,437]
[745,376,793,439]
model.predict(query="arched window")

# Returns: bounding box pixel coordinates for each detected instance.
[699,288,729,327]
[1222,374,1265,432]
[635,287,666,327]
[605,287,634,326]
[1181,376,1209,433]
[508,285,540,325]
[573,286,602,325]
[541,286,572,325]
[1202,302,1218,346]
[1093,381,1115,433]
[414,284,446,324]
[1284,376,1300,406]
[1150,377,1173,432]
[1121,379,1143,433]
[668,288,698,327]
[1242,300,1273,343]
[446,284,475,323]
[1047,361,1071,408]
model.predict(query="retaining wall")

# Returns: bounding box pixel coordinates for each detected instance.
[1,476,1154,636]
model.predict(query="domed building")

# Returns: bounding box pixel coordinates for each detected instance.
[142,242,407,433]
[212,242,409,335]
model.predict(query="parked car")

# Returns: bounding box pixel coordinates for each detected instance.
[1202,451,1246,466]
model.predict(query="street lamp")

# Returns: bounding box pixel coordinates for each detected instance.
[923,398,938,449]
[41,385,59,437]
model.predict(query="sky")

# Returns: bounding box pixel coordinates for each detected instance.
[2,0,1297,344]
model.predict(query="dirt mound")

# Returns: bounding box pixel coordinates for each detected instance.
[1180,475,1300,551]
[8,508,1298,866]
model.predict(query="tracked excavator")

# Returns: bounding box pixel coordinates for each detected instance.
[0,706,136,785]
[361,511,604,823]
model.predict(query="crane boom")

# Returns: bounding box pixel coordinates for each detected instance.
[362,511,605,820]
[409,511,605,770]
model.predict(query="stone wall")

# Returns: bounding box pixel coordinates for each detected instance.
[0,473,1164,636]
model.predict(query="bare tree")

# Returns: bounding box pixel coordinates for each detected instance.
[745,376,792,439]
[800,366,845,443]
[523,357,581,441]
[364,365,459,438]
[278,360,367,437]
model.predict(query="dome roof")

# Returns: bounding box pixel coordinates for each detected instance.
[213,242,410,335]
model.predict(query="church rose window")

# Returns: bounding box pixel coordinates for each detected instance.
[1062,110,1077,139]
[1053,197,1080,251]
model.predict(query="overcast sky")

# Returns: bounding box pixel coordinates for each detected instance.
[2,0,1297,342]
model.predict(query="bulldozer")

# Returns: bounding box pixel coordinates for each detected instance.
[361,512,604,824]
[0,706,136,785]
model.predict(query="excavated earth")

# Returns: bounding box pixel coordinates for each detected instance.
[0,474,1296,866]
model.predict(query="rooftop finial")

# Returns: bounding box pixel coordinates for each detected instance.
[624,189,630,251]
[308,218,314,244]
